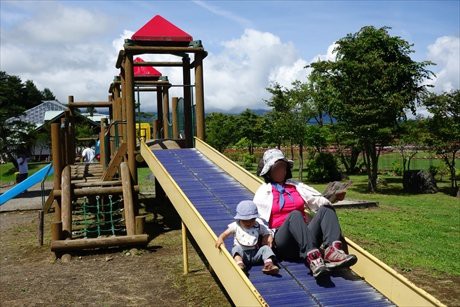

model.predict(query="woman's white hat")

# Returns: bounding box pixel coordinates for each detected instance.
[259,148,293,176]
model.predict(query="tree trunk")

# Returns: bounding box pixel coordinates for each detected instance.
[298,144,304,181]
[363,143,378,192]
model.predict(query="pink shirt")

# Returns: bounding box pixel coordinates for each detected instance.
[269,184,306,229]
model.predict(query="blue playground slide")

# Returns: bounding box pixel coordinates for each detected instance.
[0,163,54,206]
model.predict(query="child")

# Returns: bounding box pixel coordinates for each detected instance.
[215,200,279,275]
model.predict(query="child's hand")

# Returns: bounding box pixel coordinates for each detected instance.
[215,238,224,249]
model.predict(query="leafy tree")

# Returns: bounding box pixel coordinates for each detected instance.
[423,90,460,195]
[236,109,264,155]
[310,26,434,191]
[205,113,239,152]
[0,72,32,163]
[23,80,43,109]
[395,119,430,172]
[41,88,56,100]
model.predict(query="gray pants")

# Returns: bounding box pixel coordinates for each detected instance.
[274,206,342,260]
[232,245,275,266]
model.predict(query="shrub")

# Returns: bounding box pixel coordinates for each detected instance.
[242,153,255,169]
[305,153,342,183]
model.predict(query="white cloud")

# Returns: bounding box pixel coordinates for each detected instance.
[0,4,120,104]
[426,36,460,93]
[203,29,311,111]
[5,3,110,44]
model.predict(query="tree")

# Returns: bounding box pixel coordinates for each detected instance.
[41,88,56,100]
[23,80,43,109]
[423,90,460,195]
[395,119,430,173]
[310,26,434,191]
[0,72,32,163]
[236,109,264,155]
[205,113,239,152]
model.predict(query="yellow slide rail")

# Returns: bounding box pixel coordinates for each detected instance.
[140,141,268,307]
[195,138,445,307]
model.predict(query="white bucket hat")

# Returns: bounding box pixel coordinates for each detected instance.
[259,149,293,176]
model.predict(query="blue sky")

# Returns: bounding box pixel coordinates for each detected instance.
[1,0,459,112]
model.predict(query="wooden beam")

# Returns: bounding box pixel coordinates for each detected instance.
[54,185,139,197]
[50,234,148,251]
[101,142,127,181]
[133,61,183,67]
[44,190,55,213]
[73,180,122,188]
[68,101,112,108]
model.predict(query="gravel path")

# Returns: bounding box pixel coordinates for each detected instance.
[0,181,53,212]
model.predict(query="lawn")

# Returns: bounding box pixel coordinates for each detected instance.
[0,162,54,186]
[241,161,459,278]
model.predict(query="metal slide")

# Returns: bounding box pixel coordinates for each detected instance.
[0,163,53,206]
[140,140,444,307]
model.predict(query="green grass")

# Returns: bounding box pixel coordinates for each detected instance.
[0,162,54,185]
[240,161,459,277]
[308,175,460,277]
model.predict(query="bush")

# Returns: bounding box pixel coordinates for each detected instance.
[392,161,403,176]
[305,153,342,183]
[242,153,255,169]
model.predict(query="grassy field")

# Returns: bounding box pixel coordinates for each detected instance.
[0,162,53,185]
[240,161,459,278]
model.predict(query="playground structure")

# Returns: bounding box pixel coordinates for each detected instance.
[36,15,444,306]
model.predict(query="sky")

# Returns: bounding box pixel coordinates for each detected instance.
[1,0,459,113]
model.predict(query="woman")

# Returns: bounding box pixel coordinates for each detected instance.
[253,148,357,278]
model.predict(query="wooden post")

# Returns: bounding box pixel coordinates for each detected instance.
[100,118,108,170]
[67,96,76,163]
[172,97,179,139]
[51,123,62,190]
[162,86,170,139]
[61,165,72,240]
[135,216,145,235]
[123,54,137,183]
[153,120,158,140]
[37,210,44,246]
[51,221,62,241]
[182,56,193,148]
[121,70,128,146]
[121,162,135,236]
[195,52,205,141]
[182,222,189,275]
[156,87,163,138]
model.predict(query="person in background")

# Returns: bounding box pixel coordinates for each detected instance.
[215,200,280,275]
[81,143,96,163]
[16,152,30,184]
[253,148,357,278]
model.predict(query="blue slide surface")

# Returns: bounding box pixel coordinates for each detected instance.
[154,149,394,306]
[0,163,54,206]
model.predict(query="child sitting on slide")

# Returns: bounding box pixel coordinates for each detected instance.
[215,200,279,275]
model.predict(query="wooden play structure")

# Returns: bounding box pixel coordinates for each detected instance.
[44,14,445,306]
[46,15,206,253]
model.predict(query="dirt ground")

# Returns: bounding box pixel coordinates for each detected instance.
[0,194,230,306]
[1,190,459,306]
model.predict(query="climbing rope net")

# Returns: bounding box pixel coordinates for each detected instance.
[72,195,126,238]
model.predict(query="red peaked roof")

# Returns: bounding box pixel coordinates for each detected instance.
[133,57,161,77]
[131,15,193,42]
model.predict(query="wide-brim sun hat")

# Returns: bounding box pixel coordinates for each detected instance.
[234,200,259,220]
[259,148,294,176]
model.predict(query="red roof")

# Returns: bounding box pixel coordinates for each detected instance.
[131,15,193,42]
[133,57,161,77]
